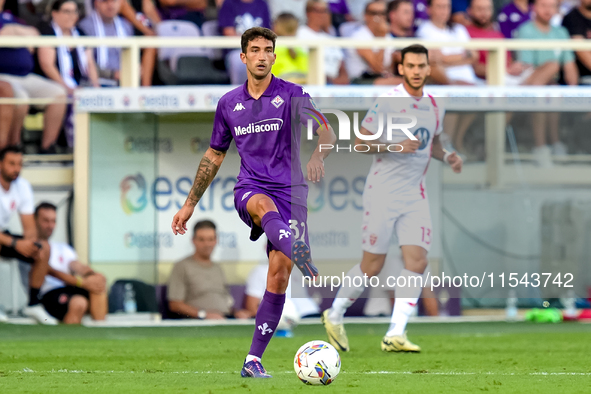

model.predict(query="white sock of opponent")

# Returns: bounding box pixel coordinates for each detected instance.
[328,264,365,324]
[386,269,423,337]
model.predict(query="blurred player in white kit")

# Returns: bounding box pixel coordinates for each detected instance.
[322,44,463,353]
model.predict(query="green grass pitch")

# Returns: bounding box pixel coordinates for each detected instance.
[1,321,590,393]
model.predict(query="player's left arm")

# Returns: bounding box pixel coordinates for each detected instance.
[432,135,462,173]
[307,124,336,183]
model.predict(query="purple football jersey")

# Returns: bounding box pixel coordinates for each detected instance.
[498,2,531,38]
[210,76,325,206]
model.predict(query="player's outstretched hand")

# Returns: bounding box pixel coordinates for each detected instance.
[307,154,325,183]
[447,152,463,173]
[171,204,195,235]
[399,138,421,154]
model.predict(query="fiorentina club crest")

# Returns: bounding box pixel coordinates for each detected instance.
[369,234,378,246]
[271,95,284,108]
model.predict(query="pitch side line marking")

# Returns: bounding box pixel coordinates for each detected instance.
[10,369,591,376]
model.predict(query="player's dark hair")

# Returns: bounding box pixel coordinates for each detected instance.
[193,220,217,237]
[241,27,277,53]
[400,44,429,64]
[35,202,57,217]
[0,145,24,161]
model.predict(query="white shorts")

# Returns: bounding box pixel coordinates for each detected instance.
[361,191,433,254]
[0,73,66,107]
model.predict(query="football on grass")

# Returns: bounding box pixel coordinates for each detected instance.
[294,340,341,385]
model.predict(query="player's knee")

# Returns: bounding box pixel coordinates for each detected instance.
[68,296,89,316]
[361,265,382,278]
[360,255,386,278]
[407,257,428,273]
[255,197,277,217]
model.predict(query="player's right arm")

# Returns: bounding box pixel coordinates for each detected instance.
[173,95,232,235]
[171,148,226,235]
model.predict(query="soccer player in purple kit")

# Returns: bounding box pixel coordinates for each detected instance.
[171,27,336,378]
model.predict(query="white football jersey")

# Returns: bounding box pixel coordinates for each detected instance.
[360,84,445,201]
[0,177,34,230]
[40,242,78,296]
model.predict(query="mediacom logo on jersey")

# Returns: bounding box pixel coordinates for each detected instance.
[234,118,284,136]
[303,107,418,153]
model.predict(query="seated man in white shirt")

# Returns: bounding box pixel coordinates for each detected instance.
[0,146,55,324]
[345,1,402,85]
[36,202,108,324]
[416,0,479,85]
[296,0,348,84]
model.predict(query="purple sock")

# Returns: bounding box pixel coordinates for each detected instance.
[261,211,292,257]
[248,290,286,358]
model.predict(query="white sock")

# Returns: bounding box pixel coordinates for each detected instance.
[328,264,366,324]
[245,354,259,363]
[386,269,423,337]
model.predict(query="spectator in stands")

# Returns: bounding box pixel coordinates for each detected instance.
[0,6,67,153]
[272,13,308,84]
[466,0,528,82]
[346,1,401,85]
[416,0,478,85]
[327,0,353,32]
[37,0,100,148]
[497,0,531,38]
[35,202,107,324]
[451,0,471,26]
[414,0,430,29]
[0,81,14,149]
[168,220,251,320]
[218,0,271,84]
[297,0,348,84]
[37,0,100,94]
[119,0,161,86]
[120,0,161,37]
[387,0,448,84]
[79,0,134,86]
[388,0,414,37]
[562,0,591,84]
[552,0,577,26]
[518,0,577,166]
[158,0,206,28]
[0,146,55,324]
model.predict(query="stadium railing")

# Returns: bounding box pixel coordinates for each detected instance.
[2,36,591,86]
